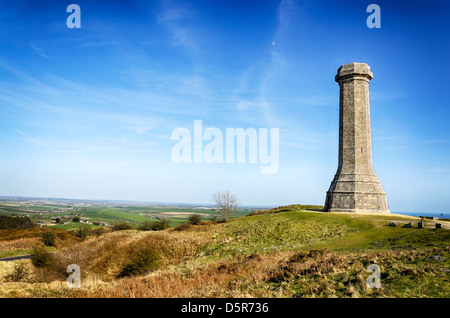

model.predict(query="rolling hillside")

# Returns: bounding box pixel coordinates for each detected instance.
[0,207,449,298]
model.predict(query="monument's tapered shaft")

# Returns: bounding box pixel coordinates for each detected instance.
[324,63,389,213]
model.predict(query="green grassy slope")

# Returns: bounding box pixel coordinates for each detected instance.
[206,209,450,254]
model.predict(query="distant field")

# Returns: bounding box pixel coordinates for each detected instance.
[97,209,152,222]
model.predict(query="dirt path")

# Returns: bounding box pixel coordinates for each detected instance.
[0,254,33,262]
[0,252,56,262]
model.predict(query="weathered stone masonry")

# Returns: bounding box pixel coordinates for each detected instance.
[324,62,390,214]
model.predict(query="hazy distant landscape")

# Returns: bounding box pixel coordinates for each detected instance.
[0,196,269,230]
[1,196,445,228]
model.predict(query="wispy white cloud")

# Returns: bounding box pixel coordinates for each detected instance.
[12,129,48,147]
[78,40,122,48]
[51,147,121,154]
[373,135,403,141]
[133,126,153,134]
[378,146,409,151]
[237,99,267,111]
[422,139,448,144]
[0,64,179,158]
[370,90,404,101]
[291,95,335,106]
[232,0,301,128]
[281,128,336,150]
[0,62,207,120]
[397,167,450,173]
[105,158,162,170]
[30,41,48,58]
[157,6,197,52]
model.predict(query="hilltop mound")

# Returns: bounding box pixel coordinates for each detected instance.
[247,204,324,216]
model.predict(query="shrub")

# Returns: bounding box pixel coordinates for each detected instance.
[91,227,110,236]
[153,219,171,230]
[188,214,202,225]
[118,248,160,278]
[42,229,56,246]
[4,263,30,282]
[173,223,191,231]
[112,222,133,231]
[138,219,170,231]
[31,245,55,268]
[209,215,226,224]
[137,221,153,231]
[72,216,80,222]
[76,224,92,241]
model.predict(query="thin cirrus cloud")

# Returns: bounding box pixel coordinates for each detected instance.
[156,5,198,53]
[12,129,48,147]
[292,95,335,106]
[30,41,48,58]
[234,0,307,128]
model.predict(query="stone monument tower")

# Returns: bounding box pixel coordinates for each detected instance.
[324,62,389,214]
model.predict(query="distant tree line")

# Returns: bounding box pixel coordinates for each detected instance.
[0,215,37,229]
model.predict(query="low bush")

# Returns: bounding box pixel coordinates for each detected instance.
[31,245,55,268]
[188,214,202,225]
[138,219,170,231]
[91,227,110,236]
[112,223,133,231]
[42,229,56,247]
[118,247,160,278]
[173,223,191,231]
[76,224,92,241]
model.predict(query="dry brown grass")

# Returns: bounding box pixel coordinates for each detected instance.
[39,224,219,283]
[1,245,449,298]
[0,228,43,241]
[35,246,446,298]
[53,251,290,298]
[0,228,76,256]
[0,237,40,252]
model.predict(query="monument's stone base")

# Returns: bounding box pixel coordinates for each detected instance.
[324,173,390,214]
[325,193,390,214]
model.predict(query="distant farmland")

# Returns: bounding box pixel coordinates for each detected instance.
[0,198,258,228]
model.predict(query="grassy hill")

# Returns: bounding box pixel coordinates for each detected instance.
[0,207,449,298]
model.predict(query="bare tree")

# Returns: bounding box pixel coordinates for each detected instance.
[212,191,238,222]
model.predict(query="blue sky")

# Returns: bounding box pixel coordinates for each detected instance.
[0,0,449,212]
